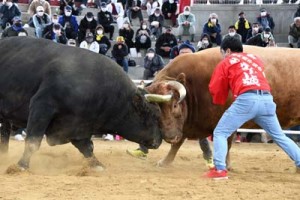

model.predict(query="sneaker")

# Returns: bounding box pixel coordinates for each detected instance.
[204,157,215,169]
[126,149,147,160]
[289,43,294,48]
[103,134,114,141]
[235,134,241,143]
[203,168,228,180]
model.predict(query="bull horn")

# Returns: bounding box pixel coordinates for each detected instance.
[144,94,172,103]
[166,81,186,103]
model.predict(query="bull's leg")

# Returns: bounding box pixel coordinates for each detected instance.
[0,120,11,153]
[226,134,235,170]
[17,97,56,170]
[157,137,186,167]
[71,139,105,171]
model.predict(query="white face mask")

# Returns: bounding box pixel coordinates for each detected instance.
[87,17,93,22]
[184,11,190,15]
[37,11,44,17]
[52,19,58,24]
[111,0,117,3]
[253,27,259,32]
[6,2,12,7]
[264,33,270,38]
[65,11,72,16]
[210,19,217,23]
[154,13,160,17]
[229,32,235,37]
[169,0,174,3]
[202,39,209,44]
[101,8,107,12]
[123,24,129,29]
[147,53,155,58]
[261,12,267,17]
[142,25,147,29]
[97,30,103,35]
[53,30,61,35]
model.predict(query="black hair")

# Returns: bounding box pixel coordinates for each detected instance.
[220,37,243,53]
[228,25,236,30]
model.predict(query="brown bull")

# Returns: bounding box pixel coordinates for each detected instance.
[145,46,300,167]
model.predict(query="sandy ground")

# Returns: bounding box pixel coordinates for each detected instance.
[0,138,299,200]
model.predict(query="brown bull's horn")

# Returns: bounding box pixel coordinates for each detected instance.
[144,94,173,103]
[166,81,186,103]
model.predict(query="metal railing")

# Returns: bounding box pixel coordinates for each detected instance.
[193,0,299,4]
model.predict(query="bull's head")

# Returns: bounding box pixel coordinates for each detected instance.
[144,73,187,144]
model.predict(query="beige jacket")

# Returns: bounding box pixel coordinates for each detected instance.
[28,0,51,16]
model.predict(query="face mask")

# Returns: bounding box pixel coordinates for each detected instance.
[101,8,107,12]
[18,32,27,36]
[202,39,209,44]
[253,27,259,32]
[123,24,129,29]
[184,11,190,15]
[169,0,174,3]
[210,19,217,23]
[87,17,93,22]
[147,53,155,58]
[37,11,44,17]
[154,13,160,17]
[264,33,270,38]
[53,30,61,35]
[97,30,103,35]
[239,17,244,21]
[142,25,147,29]
[261,12,267,17]
[229,32,235,37]
[52,19,58,24]
[6,2,12,7]
[65,11,72,17]
[111,0,117,3]
[86,38,93,43]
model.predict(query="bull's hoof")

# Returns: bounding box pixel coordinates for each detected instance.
[157,159,172,167]
[6,164,27,174]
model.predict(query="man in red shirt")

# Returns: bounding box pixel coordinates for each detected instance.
[204,37,300,180]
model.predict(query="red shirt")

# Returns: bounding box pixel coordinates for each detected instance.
[209,52,271,105]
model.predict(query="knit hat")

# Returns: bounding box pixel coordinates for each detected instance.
[147,48,156,53]
[178,40,195,53]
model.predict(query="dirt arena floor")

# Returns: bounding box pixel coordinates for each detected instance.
[0,138,299,200]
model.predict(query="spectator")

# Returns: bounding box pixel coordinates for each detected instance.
[155,26,177,57]
[170,39,195,60]
[246,22,262,41]
[59,0,81,16]
[107,0,124,29]
[111,36,129,73]
[288,17,300,48]
[197,33,213,51]
[149,7,164,39]
[78,12,97,43]
[235,11,251,44]
[94,25,111,55]
[256,8,275,33]
[294,4,300,18]
[0,0,21,30]
[246,27,275,47]
[119,20,135,49]
[179,0,192,14]
[143,47,164,80]
[58,5,79,39]
[43,23,68,44]
[42,13,60,38]
[1,16,27,38]
[32,6,51,38]
[135,21,151,53]
[126,0,143,25]
[67,38,77,47]
[177,6,195,42]
[79,32,100,53]
[223,25,242,41]
[146,0,160,17]
[161,0,178,27]
[28,0,51,17]
[98,2,115,40]
[203,13,222,46]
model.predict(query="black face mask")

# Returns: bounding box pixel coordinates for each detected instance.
[239,17,245,21]
[15,22,22,27]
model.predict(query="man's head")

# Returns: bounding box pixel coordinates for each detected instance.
[86,12,94,22]
[238,11,245,19]
[53,23,61,35]
[52,13,58,23]
[146,48,156,59]
[220,37,243,59]
[228,25,236,36]
[101,2,107,12]
[67,39,77,47]
[36,6,44,17]
[263,27,271,39]
[64,5,72,16]
[178,40,195,54]
[260,8,267,17]
[209,13,218,23]
[116,36,125,43]
[154,8,161,17]
[13,16,22,27]
[5,0,13,7]
[183,6,190,15]
[165,26,172,34]
[252,22,260,32]
[85,32,94,43]
[294,17,300,28]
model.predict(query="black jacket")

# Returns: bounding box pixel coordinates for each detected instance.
[162,1,177,18]
[112,43,128,60]
[97,11,113,27]
[119,28,135,49]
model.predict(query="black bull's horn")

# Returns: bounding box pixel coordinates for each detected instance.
[144,81,187,103]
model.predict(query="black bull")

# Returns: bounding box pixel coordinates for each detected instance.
[0,37,162,169]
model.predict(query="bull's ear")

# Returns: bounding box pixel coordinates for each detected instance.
[176,73,186,86]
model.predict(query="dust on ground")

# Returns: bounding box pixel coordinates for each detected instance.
[0,139,299,200]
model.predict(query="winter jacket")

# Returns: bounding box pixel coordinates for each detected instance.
[112,43,128,60]
[144,54,164,72]
[289,23,300,39]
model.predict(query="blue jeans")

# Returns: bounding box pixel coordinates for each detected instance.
[115,58,128,73]
[213,91,300,170]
